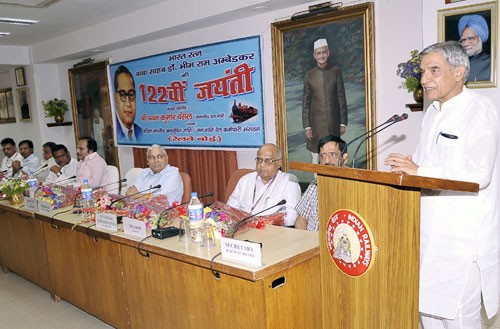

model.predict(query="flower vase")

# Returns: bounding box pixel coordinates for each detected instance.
[8,193,24,205]
[413,85,424,103]
[54,115,64,123]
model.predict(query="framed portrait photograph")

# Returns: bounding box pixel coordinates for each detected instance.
[15,67,26,87]
[16,87,31,122]
[445,0,467,4]
[438,1,497,88]
[68,61,119,168]
[271,3,376,184]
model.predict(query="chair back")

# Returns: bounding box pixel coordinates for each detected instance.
[224,168,254,203]
[121,167,143,194]
[179,172,192,203]
[106,165,120,194]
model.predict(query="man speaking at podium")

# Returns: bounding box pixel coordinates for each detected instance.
[385,41,500,328]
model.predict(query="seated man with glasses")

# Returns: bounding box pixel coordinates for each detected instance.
[458,14,490,82]
[125,144,183,204]
[295,135,348,231]
[227,143,301,227]
[113,65,143,144]
[76,137,109,188]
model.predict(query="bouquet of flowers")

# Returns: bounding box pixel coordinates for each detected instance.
[35,183,79,209]
[0,177,29,196]
[41,98,69,118]
[396,49,421,92]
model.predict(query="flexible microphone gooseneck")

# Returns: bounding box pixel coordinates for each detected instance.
[109,184,162,206]
[94,178,127,191]
[231,199,287,238]
[351,113,408,168]
[32,163,48,176]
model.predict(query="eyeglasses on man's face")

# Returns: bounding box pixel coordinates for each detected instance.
[320,151,340,159]
[459,35,478,45]
[255,157,280,165]
[148,154,166,162]
[116,89,136,102]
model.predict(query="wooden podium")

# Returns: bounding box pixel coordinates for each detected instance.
[290,162,478,329]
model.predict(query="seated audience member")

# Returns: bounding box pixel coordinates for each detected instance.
[45,144,78,184]
[38,142,57,181]
[125,144,183,204]
[19,140,41,175]
[76,136,109,188]
[1,138,23,177]
[295,135,348,231]
[227,143,301,226]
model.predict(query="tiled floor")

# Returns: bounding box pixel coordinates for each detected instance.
[0,271,113,329]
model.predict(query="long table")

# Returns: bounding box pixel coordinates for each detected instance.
[0,201,321,329]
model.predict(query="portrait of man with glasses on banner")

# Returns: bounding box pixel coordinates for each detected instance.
[113,65,143,143]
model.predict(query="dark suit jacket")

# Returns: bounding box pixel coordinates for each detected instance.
[116,121,143,144]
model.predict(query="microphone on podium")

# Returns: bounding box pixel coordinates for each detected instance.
[109,184,162,206]
[350,113,409,168]
[231,199,287,238]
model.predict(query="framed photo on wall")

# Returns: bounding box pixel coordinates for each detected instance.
[438,1,497,88]
[271,3,376,184]
[16,87,31,122]
[68,61,119,168]
[15,67,26,87]
[0,88,16,123]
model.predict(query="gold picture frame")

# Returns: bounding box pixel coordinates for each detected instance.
[16,87,31,122]
[68,61,119,168]
[0,88,16,123]
[15,67,26,87]
[271,3,376,183]
[438,1,497,88]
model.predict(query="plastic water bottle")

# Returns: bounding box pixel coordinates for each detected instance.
[81,178,94,221]
[27,171,38,198]
[188,192,204,243]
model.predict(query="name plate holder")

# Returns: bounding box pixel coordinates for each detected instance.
[24,197,38,212]
[220,237,262,267]
[123,217,148,239]
[95,212,118,232]
[38,200,53,216]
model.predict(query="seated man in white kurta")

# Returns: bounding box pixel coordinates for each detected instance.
[227,143,301,227]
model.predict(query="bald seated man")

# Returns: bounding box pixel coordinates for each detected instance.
[227,143,301,226]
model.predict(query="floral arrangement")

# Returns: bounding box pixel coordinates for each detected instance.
[0,177,28,196]
[41,98,69,118]
[35,183,78,209]
[396,49,421,93]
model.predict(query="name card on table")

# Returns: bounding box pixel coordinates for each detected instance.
[24,197,38,212]
[220,237,262,267]
[123,217,148,239]
[38,200,53,216]
[95,212,118,232]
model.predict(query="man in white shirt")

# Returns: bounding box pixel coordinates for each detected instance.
[18,140,41,176]
[38,142,57,181]
[1,138,23,177]
[385,41,500,328]
[45,144,77,184]
[227,143,301,226]
[125,144,183,204]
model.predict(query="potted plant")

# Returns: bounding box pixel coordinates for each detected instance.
[42,98,69,123]
[396,50,423,103]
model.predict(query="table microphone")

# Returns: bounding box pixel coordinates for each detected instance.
[109,184,162,206]
[94,178,127,191]
[32,163,48,176]
[351,113,408,168]
[231,199,286,238]
[53,175,77,185]
[152,192,214,240]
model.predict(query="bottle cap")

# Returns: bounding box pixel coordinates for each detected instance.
[191,192,198,197]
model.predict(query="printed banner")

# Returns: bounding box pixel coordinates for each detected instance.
[109,36,264,148]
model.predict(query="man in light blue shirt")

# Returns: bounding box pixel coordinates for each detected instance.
[125,144,183,204]
[19,140,41,175]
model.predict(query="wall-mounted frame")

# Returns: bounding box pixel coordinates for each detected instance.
[16,87,31,122]
[0,88,16,123]
[69,61,119,168]
[438,1,497,88]
[15,67,26,87]
[446,0,467,4]
[271,3,376,184]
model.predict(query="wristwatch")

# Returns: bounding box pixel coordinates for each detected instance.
[56,172,61,177]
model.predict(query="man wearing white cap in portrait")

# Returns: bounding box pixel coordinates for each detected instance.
[458,14,490,82]
[302,38,348,163]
